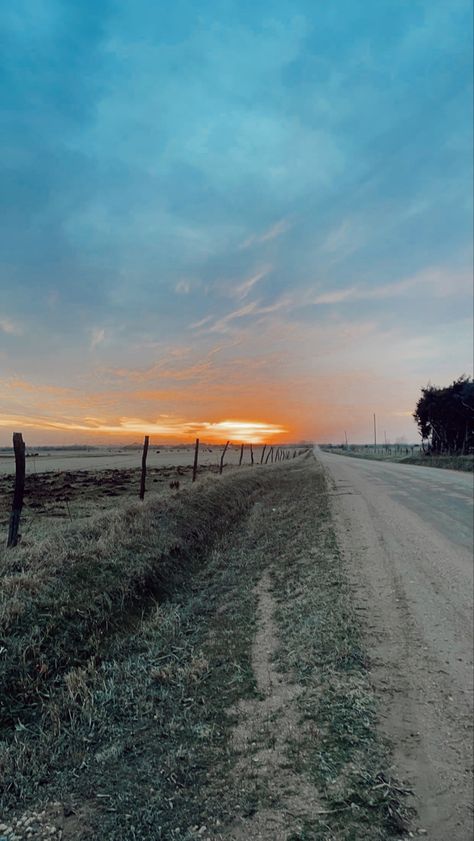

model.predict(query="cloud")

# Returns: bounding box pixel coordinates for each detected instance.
[0,1,471,448]
[231,267,271,300]
[0,317,22,336]
[312,287,358,305]
[175,279,193,294]
[311,267,473,306]
[0,412,287,443]
[240,219,291,250]
[189,315,214,329]
[203,301,260,334]
[198,295,291,335]
[89,328,106,350]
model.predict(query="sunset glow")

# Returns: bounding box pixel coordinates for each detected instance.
[0,410,287,445]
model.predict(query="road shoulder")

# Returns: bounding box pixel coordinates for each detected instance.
[320,453,474,841]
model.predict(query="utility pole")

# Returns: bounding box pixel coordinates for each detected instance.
[344,430,348,448]
[373,413,377,453]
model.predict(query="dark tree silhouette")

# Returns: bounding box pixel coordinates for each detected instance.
[413,376,474,455]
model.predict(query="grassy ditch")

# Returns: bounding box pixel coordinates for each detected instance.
[0,468,266,728]
[0,457,412,840]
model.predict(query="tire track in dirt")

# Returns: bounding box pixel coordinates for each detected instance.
[224,571,323,840]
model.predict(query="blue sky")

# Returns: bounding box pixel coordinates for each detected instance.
[0,0,472,443]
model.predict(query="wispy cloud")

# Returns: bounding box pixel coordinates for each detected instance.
[175,279,193,294]
[240,219,290,250]
[231,267,271,300]
[89,328,106,350]
[207,301,260,334]
[189,315,214,330]
[320,218,367,259]
[311,267,473,306]
[0,317,22,336]
[197,295,292,335]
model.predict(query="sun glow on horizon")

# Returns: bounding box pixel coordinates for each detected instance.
[0,414,288,445]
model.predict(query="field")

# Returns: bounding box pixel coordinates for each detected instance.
[0,445,270,476]
[0,446,270,543]
[0,452,413,840]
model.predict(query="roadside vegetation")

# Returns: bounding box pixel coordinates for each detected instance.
[413,376,473,456]
[321,446,474,472]
[0,456,412,840]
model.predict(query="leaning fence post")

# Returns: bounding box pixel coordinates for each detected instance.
[139,435,149,500]
[250,443,254,465]
[192,437,200,482]
[239,443,244,466]
[220,440,230,474]
[260,444,267,464]
[7,432,26,548]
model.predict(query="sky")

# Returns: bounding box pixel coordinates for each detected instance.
[0,0,472,445]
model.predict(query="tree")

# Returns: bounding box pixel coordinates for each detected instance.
[413,376,474,455]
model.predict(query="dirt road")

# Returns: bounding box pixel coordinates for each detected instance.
[317,449,473,839]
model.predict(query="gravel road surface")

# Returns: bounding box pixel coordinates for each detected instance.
[317,450,473,840]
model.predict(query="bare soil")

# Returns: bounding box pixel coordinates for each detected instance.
[225,571,322,840]
[0,463,221,543]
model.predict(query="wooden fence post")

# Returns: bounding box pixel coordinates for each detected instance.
[7,432,25,548]
[260,444,267,464]
[192,438,200,482]
[250,444,254,465]
[239,443,244,466]
[139,435,149,500]
[220,440,230,474]
[270,447,274,463]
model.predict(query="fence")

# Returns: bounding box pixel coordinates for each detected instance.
[3,432,308,547]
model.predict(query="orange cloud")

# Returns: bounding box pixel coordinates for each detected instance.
[0,412,287,444]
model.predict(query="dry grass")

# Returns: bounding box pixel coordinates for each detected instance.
[0,467,267,729]
[324,447,473,472]
[0,455,412,840]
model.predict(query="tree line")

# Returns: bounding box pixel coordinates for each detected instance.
[413,375,473,455]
